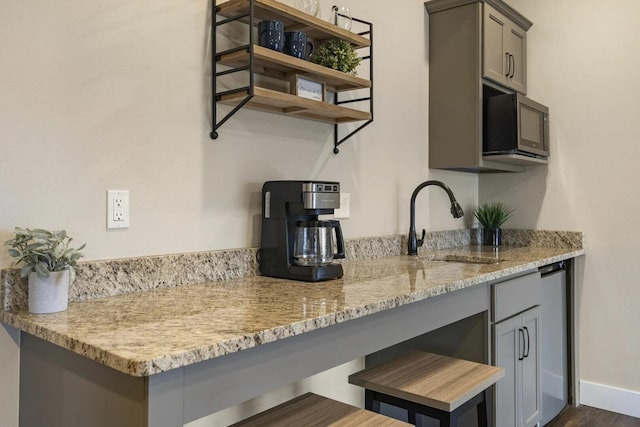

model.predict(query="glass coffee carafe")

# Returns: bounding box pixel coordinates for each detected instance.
[293,220,345,266]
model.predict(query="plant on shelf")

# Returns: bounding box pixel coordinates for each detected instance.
[5,227,85,278]
[473,202,514,246]
[5,227,85,313]
[310,38,362,75]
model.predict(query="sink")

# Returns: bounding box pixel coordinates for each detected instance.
[422,254,503,264]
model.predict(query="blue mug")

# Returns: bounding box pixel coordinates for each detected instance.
[284,32,315,60]
[258,20,284,52]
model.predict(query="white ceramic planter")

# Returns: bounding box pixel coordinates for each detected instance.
[28,270,70,314]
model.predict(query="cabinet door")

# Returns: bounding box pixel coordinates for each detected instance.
[483,4,509,87]
[483,3,528,94]
[521,307,541,427]
[506,24,527,94]
[494,315,522,427]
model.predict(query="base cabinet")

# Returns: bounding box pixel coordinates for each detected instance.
[494,306,541,427]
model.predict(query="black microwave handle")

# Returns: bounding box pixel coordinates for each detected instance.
[543,114,550,152]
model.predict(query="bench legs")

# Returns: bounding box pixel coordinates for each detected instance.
[365,388,492,427]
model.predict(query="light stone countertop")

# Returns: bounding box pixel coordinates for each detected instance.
[0,244,583,377]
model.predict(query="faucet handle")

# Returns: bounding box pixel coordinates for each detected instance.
[417,229,426,248]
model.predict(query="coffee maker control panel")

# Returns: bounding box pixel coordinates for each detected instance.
[303,182,340,193]
[302,182,340,210]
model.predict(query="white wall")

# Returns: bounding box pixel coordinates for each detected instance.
[482,0,640,413]
[0,0,477,425]
[0,0,476,265]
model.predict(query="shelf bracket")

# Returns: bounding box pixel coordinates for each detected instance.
[333,16,374,155]
[211,0,255,139]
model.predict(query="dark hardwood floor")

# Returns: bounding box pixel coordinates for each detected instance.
[546,405,640,426]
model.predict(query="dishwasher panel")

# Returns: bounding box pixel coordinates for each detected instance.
[540,263,568,425]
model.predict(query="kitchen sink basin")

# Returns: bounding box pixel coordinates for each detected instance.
[422,254,503,264]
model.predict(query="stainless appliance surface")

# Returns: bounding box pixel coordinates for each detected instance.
[540,262,568,425]
[484,92,550,159]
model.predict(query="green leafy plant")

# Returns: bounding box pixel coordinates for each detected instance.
[5,227,85,278]
[473,202,514,229]
[310,39,362,75]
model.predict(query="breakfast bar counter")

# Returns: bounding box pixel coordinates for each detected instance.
[2,246,581,376]
[0,233,584,427]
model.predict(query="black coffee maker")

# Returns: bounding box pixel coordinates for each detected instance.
[260,181,345,282]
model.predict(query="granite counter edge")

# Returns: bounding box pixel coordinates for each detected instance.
[0,249,584,377]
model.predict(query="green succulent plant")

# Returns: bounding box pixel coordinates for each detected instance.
[310,39,362,75]
[473,202,514,229]
[5,227,85,278]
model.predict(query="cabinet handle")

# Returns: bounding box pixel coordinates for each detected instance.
[509,54,515,79]
[518,328,525,361]
[505,52,511,77]
[523,326,530,358]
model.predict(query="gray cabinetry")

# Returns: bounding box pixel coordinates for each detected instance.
[425,0,532,172]
[494,314,520,426]
[492,272,541,427]
[483,3,527,94]
[521,307,541,427]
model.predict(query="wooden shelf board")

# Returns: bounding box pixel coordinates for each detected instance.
[219,86,371,124]
[217,0,371,48]
[218,46,371,92]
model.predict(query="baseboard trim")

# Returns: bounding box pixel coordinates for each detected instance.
[580,380,640,418]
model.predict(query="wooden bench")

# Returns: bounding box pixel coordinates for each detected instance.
[231,392,411,426]
[348,351,505,426]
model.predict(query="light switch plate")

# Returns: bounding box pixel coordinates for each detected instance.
[107,190,130,229]
[334,193,350,219]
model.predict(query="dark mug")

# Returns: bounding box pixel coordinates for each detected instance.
[284,32,315,60]
[258,20,284,52]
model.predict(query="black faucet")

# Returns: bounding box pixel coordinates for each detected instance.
[408,180,464,256]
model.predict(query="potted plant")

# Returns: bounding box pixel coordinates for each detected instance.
[310,38,362,75]
[473,202,514,246]
[5,227,85,314]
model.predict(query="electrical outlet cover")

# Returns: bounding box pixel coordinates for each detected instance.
[107,190,130,229]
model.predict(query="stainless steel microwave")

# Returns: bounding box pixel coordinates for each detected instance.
[483,93,549,158]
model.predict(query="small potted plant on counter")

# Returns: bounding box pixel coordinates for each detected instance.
[473,202,514,246]
[5,227,85,314]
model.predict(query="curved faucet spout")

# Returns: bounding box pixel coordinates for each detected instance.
[408,180,464,256]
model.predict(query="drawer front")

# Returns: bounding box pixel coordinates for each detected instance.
[492,271,541,323]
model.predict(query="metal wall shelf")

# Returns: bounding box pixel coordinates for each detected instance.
[211,0,373,154]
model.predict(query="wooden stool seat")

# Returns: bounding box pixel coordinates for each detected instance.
[231,392,412,426]
[348,351,505,426]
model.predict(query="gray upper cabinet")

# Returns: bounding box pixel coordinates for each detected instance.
[483,4,528,93]
[425,0,533,172]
